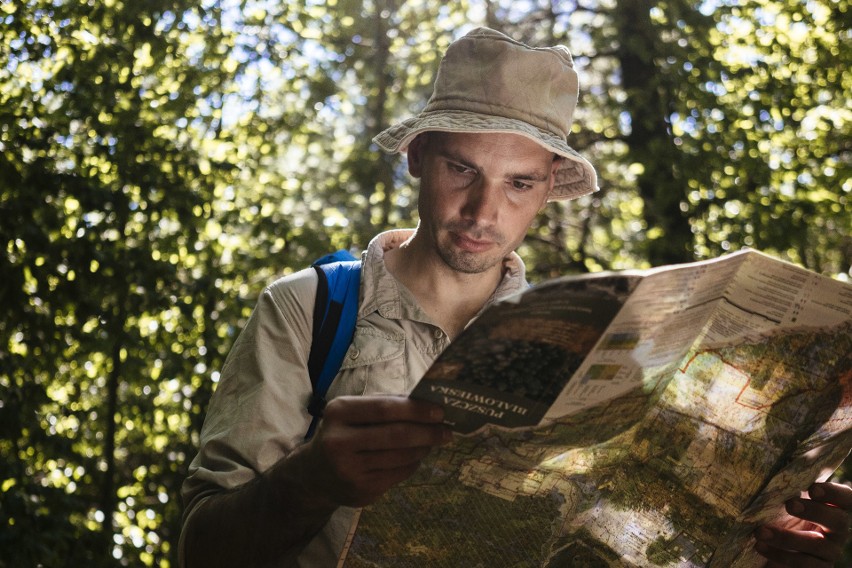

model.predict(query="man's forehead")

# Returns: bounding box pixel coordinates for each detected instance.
[426,130,551,157]
[425,132,556,180]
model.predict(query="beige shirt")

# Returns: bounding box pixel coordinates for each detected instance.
[180,229,528,567]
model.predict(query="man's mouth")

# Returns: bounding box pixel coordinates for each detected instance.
[451,231,494,253]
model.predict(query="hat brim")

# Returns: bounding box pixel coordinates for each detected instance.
[373,110,598,201]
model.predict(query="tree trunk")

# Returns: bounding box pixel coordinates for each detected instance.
[101,285,125,555]
[614,0,693,265]
[371,0,396,233]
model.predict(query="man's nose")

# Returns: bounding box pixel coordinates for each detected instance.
[460,177,500,225]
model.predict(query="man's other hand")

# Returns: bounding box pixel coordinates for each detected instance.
[754,481,852,567]
[297,395,452,508]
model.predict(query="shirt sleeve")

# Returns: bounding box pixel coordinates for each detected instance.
[180,267,318,528]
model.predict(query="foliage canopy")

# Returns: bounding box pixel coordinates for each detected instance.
[1,0,849,565]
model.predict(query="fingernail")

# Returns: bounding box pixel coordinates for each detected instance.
[756,527,773,541]
[810,485,825,499]
[788,500,805,514]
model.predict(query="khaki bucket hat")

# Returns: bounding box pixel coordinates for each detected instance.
[373,27,598,200]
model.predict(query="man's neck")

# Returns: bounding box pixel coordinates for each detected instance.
[384,235,504,339]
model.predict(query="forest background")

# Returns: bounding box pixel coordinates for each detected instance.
[1,0,849,566]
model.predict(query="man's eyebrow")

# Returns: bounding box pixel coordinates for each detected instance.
[437,149,477,170]
[437,150,550,182]
[509,171,550,182]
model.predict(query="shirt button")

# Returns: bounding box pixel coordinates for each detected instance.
[433,329,443,339]
[350,348,360,360]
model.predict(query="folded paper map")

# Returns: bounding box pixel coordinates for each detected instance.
[340,249,852,567]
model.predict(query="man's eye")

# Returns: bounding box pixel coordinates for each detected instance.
[512,180,533,191]
[449,163,473,175]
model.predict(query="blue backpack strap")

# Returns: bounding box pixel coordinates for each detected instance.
[304,251,361,439]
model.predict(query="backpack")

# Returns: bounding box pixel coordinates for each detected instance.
[304,250,362,439]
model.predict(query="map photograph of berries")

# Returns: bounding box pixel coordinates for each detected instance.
[438,338,587,404]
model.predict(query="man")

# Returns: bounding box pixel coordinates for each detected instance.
[180,27,851,567]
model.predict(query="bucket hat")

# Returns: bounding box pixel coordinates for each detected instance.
[373,27,598,200]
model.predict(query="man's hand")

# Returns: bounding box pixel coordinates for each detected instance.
[182,396,449,568]
[754,481,852,567]
[296,395,452,508]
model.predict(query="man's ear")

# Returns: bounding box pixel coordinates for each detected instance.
[545,156,563,202]
[406,134,427,178]
[550,156,563,180]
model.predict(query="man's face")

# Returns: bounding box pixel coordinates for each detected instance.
[408,131,559,275]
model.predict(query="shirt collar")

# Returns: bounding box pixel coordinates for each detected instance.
[359,229,529,325]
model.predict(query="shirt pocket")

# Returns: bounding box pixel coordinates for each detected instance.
[328,326,407,397]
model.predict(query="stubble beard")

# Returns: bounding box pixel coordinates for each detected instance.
[436,221,508,275]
